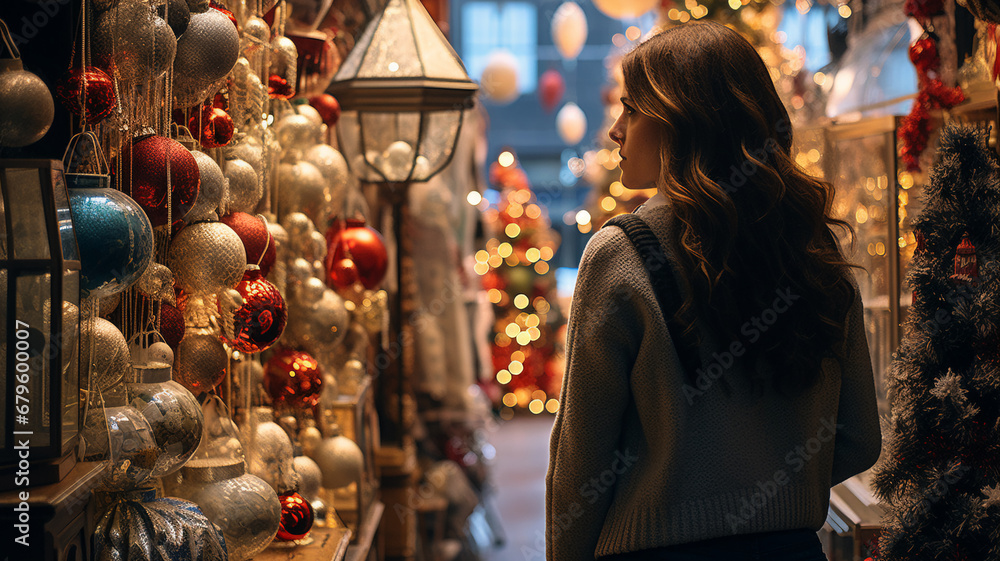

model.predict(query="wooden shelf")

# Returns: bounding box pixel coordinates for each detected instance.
[346,501,384,561]
[255,526,352,561]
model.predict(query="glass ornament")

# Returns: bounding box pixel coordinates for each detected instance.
[283,288,349,354]
[539,69,565,113]
[173,9,240,89]
[68,187,154,298]
[190,473,282,561]
[220,268,287,354]
[286,257,314,286]
[268,36,298,99]
[228,58,267,127]
[160,301,186,348]
[591,0,658,18]
[158,0,191,37]
[327,258,359,291]
[248,408,300,494]
[127,363,203,477]
[173,74,227,109]
[183,395,245,473]
[281,212,315,244]
[551,2,588,60]
[173,329,228,393]
[298,276,327,303]
[242,17,271,55]
[308,424,363,490]
[186,150,226,223]
[276,160,327,223]
[136,262,175,302]
[264,348,324,410]
[117,135,201,228]
[274,491,315,542]
[81,316,131,394]
[225,137,263,174]
[81,405,160,490]
[293,455,323,502]
[309,94,341,127]
[223,158,262,214]
[168,221,247,295]
[93,2,177,86]
[298,420,323,458]
[55,66,117,125]
[220,212,276,275]
[338,358,366,397]
[275,113,319,155]
[131,340,175,367]
[305,144,350,188]
[325,219,388,290]
[94,489,228,561]
[480,51,519,104]
[556,102,587,145]
[190,105,234,149]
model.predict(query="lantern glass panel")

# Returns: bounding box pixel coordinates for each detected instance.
[414,110,462,181]
[339,110,371,181]
[357,0,421,78]
[62,269,79,449]
[1,273,6,441]
[362,111,421,181]
[6,169,51,260]
[15,272,52,447]
[0,194,7,259]
[408,2,469,80]
[52,171,78,261]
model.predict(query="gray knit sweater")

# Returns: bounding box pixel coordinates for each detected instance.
[546,196,883,560]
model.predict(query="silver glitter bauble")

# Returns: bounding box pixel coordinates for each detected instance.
[190,473,282,561]
[275,113,319,155]
[309,231,327,264]
[298,277,327,303]
[249,418,300,494]
[169,221,247,295]
[309,431,363,489]
[277,161,327,222]
[173,74,226,109]
[82,405,160,490]
[242,17,271,54]
[136,262,175,301]
[283,289,348,354]
[128,378,204,476]
[304,144,350,191]
[174,330,229,393]
[281,212,314,242]
[296,104,323,128]
[223,158,261,214]
[293,456,323,501]
[285,257,313,287]
[93,2,177,85]
[81,317,131,393]
[225,137,263,173]
[228,58,267,127]
[0,61,55,147]
[174,10,240,87]
[187,151,226,222]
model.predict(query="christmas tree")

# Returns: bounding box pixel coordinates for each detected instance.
[476,154,565,416]
[872,124,1000,560]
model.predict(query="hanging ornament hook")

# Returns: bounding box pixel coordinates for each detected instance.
[0,19,22,60]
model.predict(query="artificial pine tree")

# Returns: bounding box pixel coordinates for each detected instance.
[872,124,1000,560]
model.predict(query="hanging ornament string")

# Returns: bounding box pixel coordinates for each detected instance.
[899,0,965,171]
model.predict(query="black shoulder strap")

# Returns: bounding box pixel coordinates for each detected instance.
[602,213,701,375]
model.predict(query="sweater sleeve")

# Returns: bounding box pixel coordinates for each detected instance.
[546,228,643,561]
[830,286,884,486]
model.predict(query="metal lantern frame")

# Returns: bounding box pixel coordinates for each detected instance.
[326,0,477,444]
[0,159,82,490]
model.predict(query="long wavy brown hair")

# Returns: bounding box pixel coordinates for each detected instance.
[621,21,859,395]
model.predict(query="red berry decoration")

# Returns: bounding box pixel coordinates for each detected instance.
[160,301,186,349]
[116,135,201,227]
[221,268,287,354]
[274,492,315,542]
[268,75,295,100]
[264,347,324,409]
[308,94,341,127]
[189,105,235,149]
[909,34,939,74]
[220,212,276,276]
[325,219,388,290]
[56,67,117,125]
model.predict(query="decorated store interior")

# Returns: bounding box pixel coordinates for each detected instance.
[2,0,1000,559]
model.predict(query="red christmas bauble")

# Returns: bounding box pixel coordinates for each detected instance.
[274,492,314,542]
[264,347,324,409]
[210,2,238,27]
[221,268,287,354]
[909,35,939,74]
[538,69,565,113]
[117,135,201,227]
[268,75,295,100]
[308,94,341,126]
[160,301,185,349]
[325,219,388,290]
[219,212,276,276]
[56,67,116,125]
[328,258,360,290]
[189,106,235,149]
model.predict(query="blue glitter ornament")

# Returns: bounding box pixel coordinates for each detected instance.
[68,188,154,298]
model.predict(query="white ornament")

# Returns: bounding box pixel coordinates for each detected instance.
[556,102,588,145]
[480,50,520,104]
[551,2,588,60]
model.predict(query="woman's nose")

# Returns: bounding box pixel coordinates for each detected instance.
[608,120,624,146]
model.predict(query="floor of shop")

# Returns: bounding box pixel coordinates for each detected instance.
[485,413,554,561]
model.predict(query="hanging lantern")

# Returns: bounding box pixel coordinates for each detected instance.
[950,232,978,285]
[0,19,55,148]
[0,159,82,490]
[551,2,588,60]
[557,102,587,145]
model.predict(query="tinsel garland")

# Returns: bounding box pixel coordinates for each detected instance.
[899,0,965,171]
